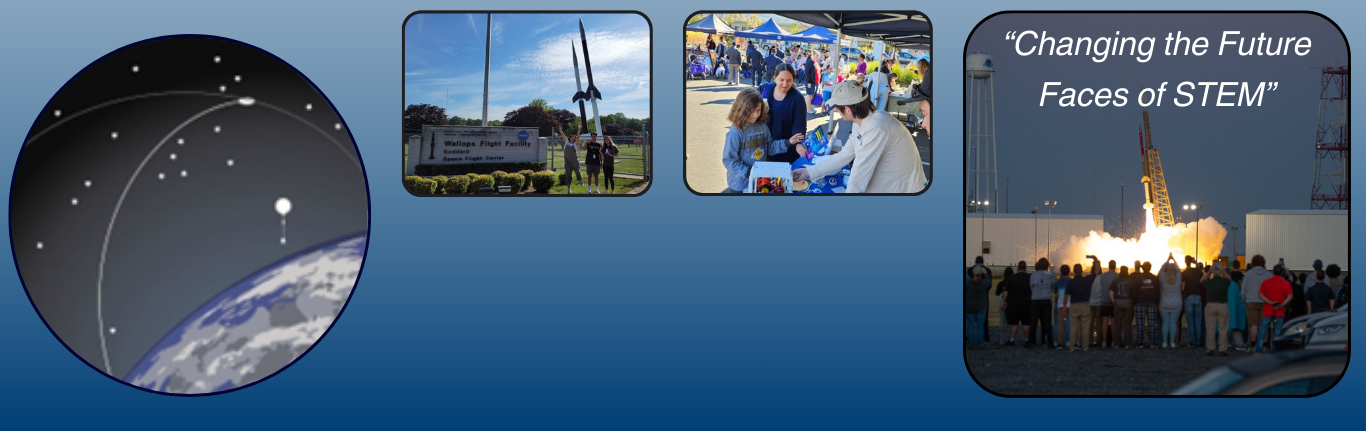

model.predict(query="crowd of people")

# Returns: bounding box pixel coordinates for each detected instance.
[691,34,931,133]
[699,35,930,194]
[964,254,1349,356]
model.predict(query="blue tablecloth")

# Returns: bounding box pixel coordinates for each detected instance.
[792,126,851,193]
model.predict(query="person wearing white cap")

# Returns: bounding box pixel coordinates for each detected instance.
[792,80,927,193]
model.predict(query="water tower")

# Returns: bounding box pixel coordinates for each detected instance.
[965,52,998,214]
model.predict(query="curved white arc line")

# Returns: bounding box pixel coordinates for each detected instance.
[95,101,237,375]
[27,91,363,173]
[25,91,236,147]
[253,100,363,172]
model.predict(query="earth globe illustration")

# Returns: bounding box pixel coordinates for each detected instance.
[125,234,366,394]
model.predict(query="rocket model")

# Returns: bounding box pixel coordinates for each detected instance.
[570,42,589,136]
[571,18,604,137]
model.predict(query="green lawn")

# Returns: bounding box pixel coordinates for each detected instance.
[544,177,648,195]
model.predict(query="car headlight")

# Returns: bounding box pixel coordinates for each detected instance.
[1289,324,1311,335]
[1315,325,1345,336]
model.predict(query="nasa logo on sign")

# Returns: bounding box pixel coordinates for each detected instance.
[518,130,529,141]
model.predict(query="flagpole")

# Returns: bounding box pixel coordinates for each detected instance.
[482,13,491,126]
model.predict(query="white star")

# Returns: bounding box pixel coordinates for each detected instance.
[234,75,241,83]
[157,172,165,180]
[334,123,342,131]
[305,103,313,111]
[214,55,221,64]
[110,131,119,140]
[109,327,117,335]
[213,125,221,133]
[84,180,92,188]
[36,241,43,250]
[54,110,61,118]
[71,197,78,206]
[132,65,139,73]
[180,169,188,178]
[169,153,177,161]
[219,85,226,92]
[226,159,235,167]
[177,138,185,146]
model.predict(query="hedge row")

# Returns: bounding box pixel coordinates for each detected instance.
[404,170,560,195]
[414,162,546,176]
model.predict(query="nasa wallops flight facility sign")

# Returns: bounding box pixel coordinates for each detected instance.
[408,125,546,173]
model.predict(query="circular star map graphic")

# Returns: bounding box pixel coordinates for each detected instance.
[9,35,370,395]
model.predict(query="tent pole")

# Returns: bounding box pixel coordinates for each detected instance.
[826,23,843,136]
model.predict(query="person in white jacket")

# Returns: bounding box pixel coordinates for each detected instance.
[792,80,927,193]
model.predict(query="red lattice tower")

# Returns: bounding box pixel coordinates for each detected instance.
[1311,66,1349,210]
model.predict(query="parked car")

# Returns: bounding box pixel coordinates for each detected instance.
[1171,349,1347,395]
[897,51,915,66]
[1301,312,1349,351]
[1273,303,1348,350]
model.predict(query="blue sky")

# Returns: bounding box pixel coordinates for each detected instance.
[404,13,651,121]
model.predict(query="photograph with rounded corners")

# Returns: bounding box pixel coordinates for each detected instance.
[683,12,931,195]
[9,35,370,395]
[403,11,653,196]
[961,12,1347,397]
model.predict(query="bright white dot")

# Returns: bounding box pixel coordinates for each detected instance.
[280,237,287,245]
[334,123,342,131]
[71,197,78,206]
[180,169,188,178]
[213,125,221,133]
[84,180,92,188]
[234,75,241,83]
[36,241,43,250]
[237,97,255,106]
[109,327,117,335]
[219,85,226,92]
[54,110,62,118]
[110,131,119,140]
[226,158,235,167]
[177,138,185,146]
[305,103,313,111]
[275,198,292,216]
[157,172,165,180]
[131,65,139,73]
[214,55,221,64]
[169,153,177,161]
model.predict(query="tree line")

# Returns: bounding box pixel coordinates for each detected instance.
[403,100,651,138]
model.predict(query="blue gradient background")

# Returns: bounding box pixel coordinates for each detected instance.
[0,1,1358,428]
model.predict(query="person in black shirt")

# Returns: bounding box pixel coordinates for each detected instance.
[995,266,1013,345]
[1002,261,1033,346]
[1306,271,1336,313]
[601,136,618,194]
[583,133,603,194]
[1334,275,1349,310]
[1287,272,1309,320]
[1180,256,1205,348]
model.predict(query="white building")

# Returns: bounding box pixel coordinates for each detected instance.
[965,213,1104,267]
[1245,210,1349,272]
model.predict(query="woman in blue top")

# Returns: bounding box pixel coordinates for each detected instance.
[763,63,808,164]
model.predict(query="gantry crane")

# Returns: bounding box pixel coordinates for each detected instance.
[1140,109,1175,227]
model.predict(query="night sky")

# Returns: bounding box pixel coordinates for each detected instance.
[10,36,369,382]
[965,13,1347,255]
